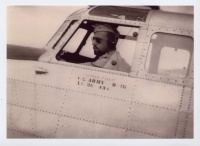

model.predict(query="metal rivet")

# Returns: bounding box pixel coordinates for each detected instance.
[133,32,138,37]
[111,60,117,66]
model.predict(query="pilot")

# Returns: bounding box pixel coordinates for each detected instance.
[83,24,130,72]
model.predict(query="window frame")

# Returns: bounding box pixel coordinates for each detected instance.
[130,26,193,87]
[54,20,140,73]
[144,32,193,79]
[45,20,80,50]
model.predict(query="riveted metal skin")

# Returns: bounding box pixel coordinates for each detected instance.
[7,6,193,138]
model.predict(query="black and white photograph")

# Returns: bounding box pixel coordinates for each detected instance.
[1,1,200,146]
[6,5,194,138]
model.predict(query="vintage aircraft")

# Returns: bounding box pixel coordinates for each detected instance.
[7,6,193,138]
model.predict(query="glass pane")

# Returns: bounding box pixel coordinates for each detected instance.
[54,21,79,50]
[89,6,149,22]
[145,33,193,78]
[158,47,190,78]
[63,28,87,53]
[46,21,70,48]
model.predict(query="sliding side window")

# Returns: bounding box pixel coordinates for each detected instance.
[145,33,193,78]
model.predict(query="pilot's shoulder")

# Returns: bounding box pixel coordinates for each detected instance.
[104,51,131,72]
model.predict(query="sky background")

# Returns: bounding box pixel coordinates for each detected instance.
[7,6,193,48]
[7,6,86,48]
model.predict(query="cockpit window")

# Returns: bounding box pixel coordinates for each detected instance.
[89,6,150,22]
[56,20,138,73]
[145,33,193,78]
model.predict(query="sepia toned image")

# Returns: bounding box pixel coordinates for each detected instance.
[7,6,194,138]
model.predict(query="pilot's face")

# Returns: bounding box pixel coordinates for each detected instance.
[91,31,111,57]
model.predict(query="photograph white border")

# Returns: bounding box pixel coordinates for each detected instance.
[1,0,200,146]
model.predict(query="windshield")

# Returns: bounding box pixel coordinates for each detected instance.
[46,20,80,50]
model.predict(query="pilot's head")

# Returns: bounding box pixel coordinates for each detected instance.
[91,24,119,57]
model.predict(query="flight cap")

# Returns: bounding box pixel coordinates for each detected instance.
[94,24,115,33]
